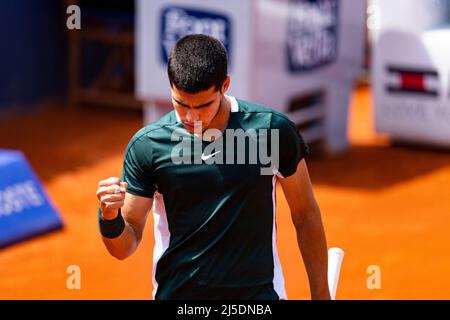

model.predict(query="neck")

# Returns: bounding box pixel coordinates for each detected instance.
[215,95,231,129]
[201,95,231,141]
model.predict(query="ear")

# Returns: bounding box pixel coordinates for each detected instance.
[221,75,231,94]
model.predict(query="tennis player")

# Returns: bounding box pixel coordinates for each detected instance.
[96,34,330,300]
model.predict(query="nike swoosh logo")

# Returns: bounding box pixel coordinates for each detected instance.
[201,150,222,161]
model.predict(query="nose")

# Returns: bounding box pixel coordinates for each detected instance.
[185,109,199,123]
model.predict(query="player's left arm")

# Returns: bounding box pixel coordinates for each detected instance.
[279,159,331,300]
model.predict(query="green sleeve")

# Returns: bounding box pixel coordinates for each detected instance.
[121,137,157,198]
[271,113,310,178]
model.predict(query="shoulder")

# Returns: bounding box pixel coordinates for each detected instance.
[124,111,178,166]
[236,98,295,130]
[127,111,178,150]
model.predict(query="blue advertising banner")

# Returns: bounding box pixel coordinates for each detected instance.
[159,6,232,64]
[0,150,63,248]
[287,0,339,73]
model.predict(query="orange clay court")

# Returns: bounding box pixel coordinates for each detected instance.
[0,85,449,299]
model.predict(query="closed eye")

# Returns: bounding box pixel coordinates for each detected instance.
[173,98,214,109]
[196,103,212,109]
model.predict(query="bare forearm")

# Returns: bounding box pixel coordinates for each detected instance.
[295,211,330,300]
[102,223,139,260]
[97,178,151,260]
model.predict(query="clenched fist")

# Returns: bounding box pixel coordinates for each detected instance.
[97,177,128,220]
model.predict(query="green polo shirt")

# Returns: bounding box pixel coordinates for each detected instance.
[121,97,309,300]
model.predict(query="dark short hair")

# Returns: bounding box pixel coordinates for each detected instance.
[167,34,228,94]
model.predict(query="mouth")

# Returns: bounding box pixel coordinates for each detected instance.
[183,122,200,130]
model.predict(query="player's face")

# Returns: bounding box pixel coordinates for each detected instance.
[171,76,230,133]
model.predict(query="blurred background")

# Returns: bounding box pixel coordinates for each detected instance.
[0,0,450,299]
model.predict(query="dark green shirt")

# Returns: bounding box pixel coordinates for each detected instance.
[121,97,309,299]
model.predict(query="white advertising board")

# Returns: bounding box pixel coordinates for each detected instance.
[137,0,365,153]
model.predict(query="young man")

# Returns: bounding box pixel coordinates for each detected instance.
[96,34,330,300]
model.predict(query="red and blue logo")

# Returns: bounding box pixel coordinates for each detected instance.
[385,66,439,97]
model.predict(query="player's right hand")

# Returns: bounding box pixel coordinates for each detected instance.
[96,177,128,220]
